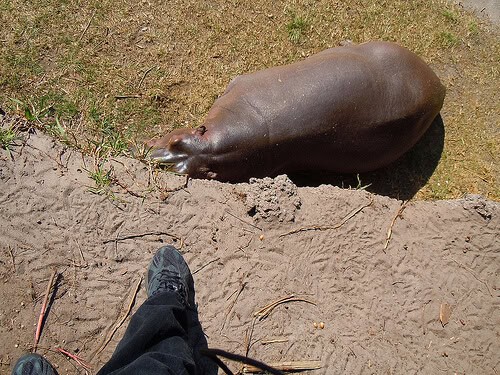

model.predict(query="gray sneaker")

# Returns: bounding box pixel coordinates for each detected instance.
[146,245,194,307]
[12,354,57,375]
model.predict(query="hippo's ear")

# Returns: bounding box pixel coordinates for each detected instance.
[195,125,207,136]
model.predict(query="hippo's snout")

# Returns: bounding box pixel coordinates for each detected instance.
[147,129,209,176]
[150,147,188,164]
[149,146,192,174]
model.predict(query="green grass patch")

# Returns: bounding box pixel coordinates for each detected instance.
[287,13,309,44]
[468,21,480,36]
[442,10,459,23]
[86,162,115,196]
[86,107,129,158]
[438,31,460,47]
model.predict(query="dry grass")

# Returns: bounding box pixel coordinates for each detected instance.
[0,0,498,199]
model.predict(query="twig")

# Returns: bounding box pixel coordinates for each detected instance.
[94,276,142,357]
[193,257,220,275]
[76,240,85,263]
[114,94,141,100]
[383,200,408,251]
[102,231,180,244]
[254,295,294,319]
[138,66,155,89]
[34,269,58,352]
[254,295,316,321]
[461,166,492,184]
[8,245,15,272]
[78,10,96,43]
[28,145,67,170]
[261,338,288,345]
[226,210,262,231]
[280,196,373,237]
[243,360,321,373]
[244,317,258,358]
[160,175,190,197]
[222,282,247,331]
[113,179,145,198]
[452,259,493,296]
[67,260,89,269]
[56,347,92,370]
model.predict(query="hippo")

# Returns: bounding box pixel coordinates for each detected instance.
[148,41,445,182]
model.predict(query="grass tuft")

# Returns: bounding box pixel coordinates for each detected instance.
[442,10,458,23]
[468,21,479,36]
[438,31,460,47]
[88,108,128,157]
[87,162,114,195]
[10,98,51,123]
[0,125,23,158]
[45,116,67,139]
[286,14,309,44]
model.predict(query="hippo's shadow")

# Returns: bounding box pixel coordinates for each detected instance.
[289,114,445,200]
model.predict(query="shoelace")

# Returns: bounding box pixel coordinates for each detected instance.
[151,271,187,302]
[200,348,284,375]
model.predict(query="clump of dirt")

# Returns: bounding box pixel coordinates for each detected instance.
[245,175,301,222]
[462,194,494,220]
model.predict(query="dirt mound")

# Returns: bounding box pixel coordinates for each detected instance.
[0,128,498,374]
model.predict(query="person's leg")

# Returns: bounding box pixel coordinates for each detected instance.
[97,245,216,375]
[97,292,196,374]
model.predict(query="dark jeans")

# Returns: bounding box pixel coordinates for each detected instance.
[97,292,217,375]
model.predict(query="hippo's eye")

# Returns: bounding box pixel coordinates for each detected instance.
[168,136,185,149]
[169,136,183,147]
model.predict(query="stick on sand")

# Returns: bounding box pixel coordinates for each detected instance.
[33,269,58,352]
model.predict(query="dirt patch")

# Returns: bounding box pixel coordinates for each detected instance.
[1,123,498,374]
[452,0,500,24]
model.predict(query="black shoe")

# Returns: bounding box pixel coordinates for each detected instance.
[146,245,194,307]
[12,354,57,375]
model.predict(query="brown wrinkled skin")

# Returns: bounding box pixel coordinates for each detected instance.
[148,41,446,182]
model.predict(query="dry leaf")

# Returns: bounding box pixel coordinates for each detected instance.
[439,303,451,326]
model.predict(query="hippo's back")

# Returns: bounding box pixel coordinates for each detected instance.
[210,41,445,174]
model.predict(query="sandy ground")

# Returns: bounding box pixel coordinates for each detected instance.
[0,114,498,374]
[454,0,500,24]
